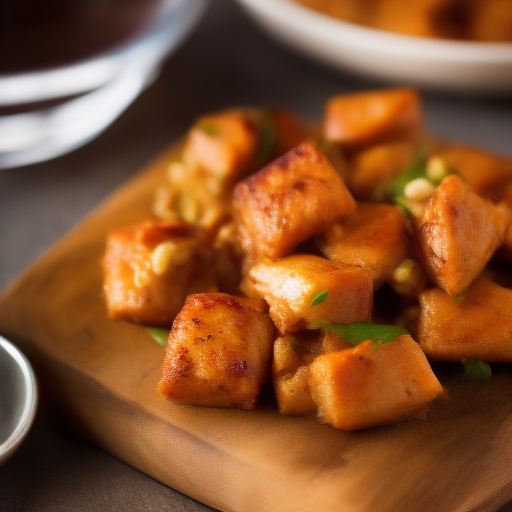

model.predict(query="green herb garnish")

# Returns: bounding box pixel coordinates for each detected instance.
[311,290,328,306]
[145,327,170,347]
[307,321,409,346]
[462,359,492,382]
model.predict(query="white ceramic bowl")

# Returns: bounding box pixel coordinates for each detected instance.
[235,0,512,95]
[0,336,38,464]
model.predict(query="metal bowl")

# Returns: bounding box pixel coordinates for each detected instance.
[0,336,38,464]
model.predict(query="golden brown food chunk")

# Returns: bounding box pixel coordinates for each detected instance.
[273,331,353,416]
[103,220,216,326]
[249,254,373,334]
[154,109,284,236]
[349,141,417,201]
[415,175,511,296]
[157,293,275,409]
[434,145,512,202]
[272,333,321,416]
[318,203,409,288]
[308,336,444,430]
[418,278,512,362]
[323,88,422,151]
[182,110,258,183]
[233,143,356,261]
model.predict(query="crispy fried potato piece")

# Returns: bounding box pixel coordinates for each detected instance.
[183,111,258,182]
[155,109,285,237]
[273,332,352,416]
[415,175,511,296]
[323,88,422,151]
[103,220,216,326]
[272,333,322,416]
[318,203,409,288]
[308,335,444,430]
[233,142,356,261]
[349,141,417,201]
[249,254,373,334]
[418,278,512,362]
[157,293,275,409]
[434,145,512,202]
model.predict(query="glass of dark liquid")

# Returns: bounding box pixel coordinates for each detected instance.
[0,0,207,169]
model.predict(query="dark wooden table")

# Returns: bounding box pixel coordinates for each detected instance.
[1,1,512,511]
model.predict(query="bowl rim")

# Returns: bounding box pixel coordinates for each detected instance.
[0,335,38,463]
[237,0,512,62]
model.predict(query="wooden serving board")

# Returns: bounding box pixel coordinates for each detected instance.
[1,144,512,512]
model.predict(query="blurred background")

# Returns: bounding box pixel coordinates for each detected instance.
[1,1,512,511]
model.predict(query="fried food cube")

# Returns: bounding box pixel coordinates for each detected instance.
[469,0,512,42]
[323,88,422,151]
[308,335,444,430]
[273,331,352,416]
[434,145,512,202]
[157,293,275,409]
[182,110,258,183]
[249,254,372,334]
[233,142,356,261]
[103,220,216,326]
[349,141,417,201]
[317,203,409,288]
[155,109,294,235]
[272,333,322,416]
[415,175,511,296]
[418,278,512,362]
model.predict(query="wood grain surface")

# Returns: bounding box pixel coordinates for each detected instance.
[1,144,512,512]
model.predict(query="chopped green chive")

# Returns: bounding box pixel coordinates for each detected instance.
[198,121,219,137]
[145,326,170,347]
[311,290,328,306]
[454,291,466,303]
[307,321,409,346]
[462,359,492,382]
